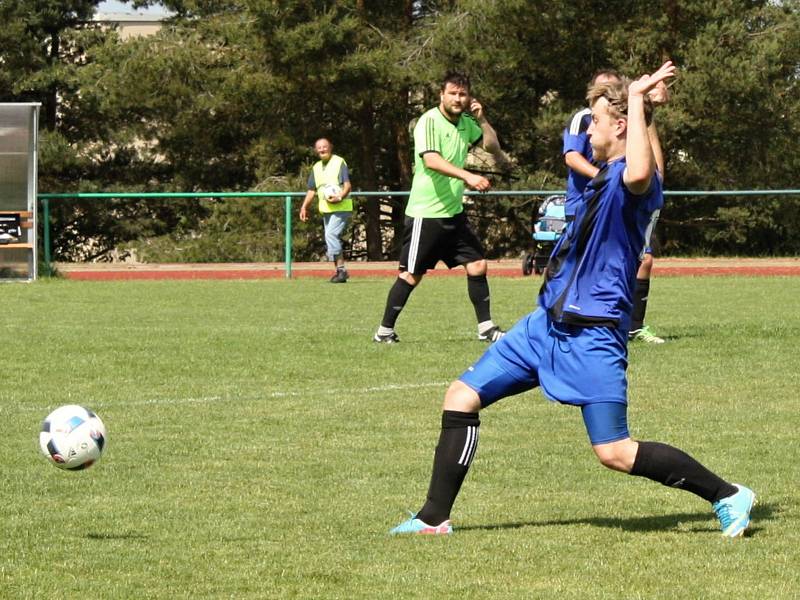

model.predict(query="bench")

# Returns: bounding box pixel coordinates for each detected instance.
[0,211,33,248]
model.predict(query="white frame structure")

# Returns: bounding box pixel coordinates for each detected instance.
[0,103,40,281]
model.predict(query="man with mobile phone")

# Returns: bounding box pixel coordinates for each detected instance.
[373,72,508,343]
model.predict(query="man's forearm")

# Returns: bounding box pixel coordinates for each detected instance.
[624,95,655,193]
[648,121,665,181]
[301,191,315,210]
[625,62,675,193]
[423,152,473,182]
[565,151,600,179]
[479,121,502,156]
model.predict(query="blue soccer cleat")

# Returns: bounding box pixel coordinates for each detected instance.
[712,484,755,538]
[390,512,452,535]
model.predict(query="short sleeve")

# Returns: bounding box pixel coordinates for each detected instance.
[563,110,591,156]
[414,113,438,157]
[307,172,316,190]
[466,114,483,146]
[339,163,350,184]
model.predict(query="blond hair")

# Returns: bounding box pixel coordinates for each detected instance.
[587,79,654,126]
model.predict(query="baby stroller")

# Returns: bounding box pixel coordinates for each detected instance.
[522,195,567,276]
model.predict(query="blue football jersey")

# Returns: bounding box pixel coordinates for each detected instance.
[539,159,663,330]
[562,108,594,219]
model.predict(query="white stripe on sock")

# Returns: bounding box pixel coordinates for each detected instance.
[465,427,479,466]
[458,425,478,466]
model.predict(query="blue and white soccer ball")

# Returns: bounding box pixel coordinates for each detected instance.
[39,405,107,471]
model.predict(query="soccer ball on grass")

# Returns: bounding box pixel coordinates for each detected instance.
[39,405,107,471]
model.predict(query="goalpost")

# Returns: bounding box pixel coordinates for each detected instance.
[0,103,40,281]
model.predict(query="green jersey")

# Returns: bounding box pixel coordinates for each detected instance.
[406,107,483,218]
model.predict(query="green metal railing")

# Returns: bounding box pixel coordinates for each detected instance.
[38,191,306,279]
[37,189,800,279]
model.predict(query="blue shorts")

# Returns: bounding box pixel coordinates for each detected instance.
[459,309,630,444]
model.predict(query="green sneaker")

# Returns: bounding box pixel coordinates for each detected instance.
[629,325,665,344]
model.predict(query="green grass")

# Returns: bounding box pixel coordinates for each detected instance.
[1,275,798,599]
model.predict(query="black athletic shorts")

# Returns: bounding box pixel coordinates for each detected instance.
[398,212,486,275]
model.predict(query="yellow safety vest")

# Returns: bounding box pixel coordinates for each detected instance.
[313,155,353,213]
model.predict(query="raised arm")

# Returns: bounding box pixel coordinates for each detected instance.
[624,61,675,195]
[647,80,670,181]
[469,99,504,160]
[648,122,665,182]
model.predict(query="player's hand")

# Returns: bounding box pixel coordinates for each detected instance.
[629,61,676,99]
[465,172,491,192]
[299,206,309,222]
[648,80,670,106]
[327,194,342,204]
[469,99,485,121]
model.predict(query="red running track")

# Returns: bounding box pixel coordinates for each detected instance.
[57,258,800,281]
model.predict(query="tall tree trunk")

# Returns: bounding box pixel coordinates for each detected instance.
[357,103,382,259]
[387,0,415,259]
[395,96,412,190]
[392,93,412,258]
[45,30,59,131]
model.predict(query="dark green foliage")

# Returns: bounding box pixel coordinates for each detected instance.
[3,0,800,260]
[0,0,102,113]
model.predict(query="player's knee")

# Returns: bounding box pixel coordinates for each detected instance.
[637,253,654,277]
[443,380,481,413]
[465,259,487,277]
[592,439,636,473]
[593,447,627,472]
[399,272,422,286]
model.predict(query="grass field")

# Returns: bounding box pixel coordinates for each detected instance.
[2,275,798,599]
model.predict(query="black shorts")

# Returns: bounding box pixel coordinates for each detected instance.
[398,212,486,275]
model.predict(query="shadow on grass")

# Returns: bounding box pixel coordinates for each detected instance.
[629,333,693,343]
[459,501,776,535]
[85,532,267,542]
[86,532,148,540]
[372,335,493,346]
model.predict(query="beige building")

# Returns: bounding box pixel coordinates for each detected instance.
[93,12,167,39]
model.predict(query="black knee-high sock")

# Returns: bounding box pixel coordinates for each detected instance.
[380,278,415,329]
[417,411,480,525]
[467,274,491,324]
[630,441,738,503]
[630,278,650,331]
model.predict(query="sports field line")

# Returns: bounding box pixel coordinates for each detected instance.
[8,381,450,415]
